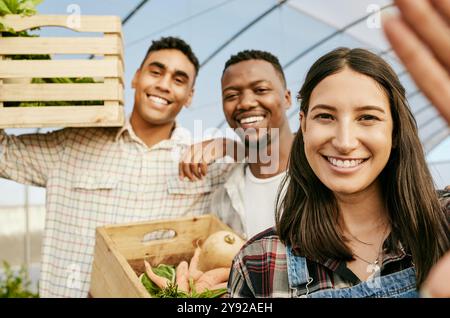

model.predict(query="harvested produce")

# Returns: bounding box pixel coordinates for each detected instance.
[175,261,189,293]
[140,263,175,296]
[197,230,245,272]
[144,261,171,290]
[194,267,230,293]
[188,247,203,281]
[139,230,244,298]
[140,261,228,298]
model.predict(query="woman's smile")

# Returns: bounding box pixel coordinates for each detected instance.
[322,155,370,174]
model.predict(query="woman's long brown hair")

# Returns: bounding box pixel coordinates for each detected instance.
[275,48,450,286]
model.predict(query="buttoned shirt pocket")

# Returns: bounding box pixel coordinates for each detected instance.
[167,178,212,195]
[72,174,119,191]
[71,173,120,219]
[164,178,213,217]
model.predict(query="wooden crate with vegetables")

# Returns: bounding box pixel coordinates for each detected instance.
[0,12,125,128]
[89,215,245,298]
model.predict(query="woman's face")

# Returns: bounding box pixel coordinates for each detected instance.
[301,67,393,196]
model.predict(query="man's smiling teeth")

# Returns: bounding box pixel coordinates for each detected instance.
[327,157,364,168]
[239,116,265,124]
[148,95,169,105]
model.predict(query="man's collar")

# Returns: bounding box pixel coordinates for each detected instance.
[114,117,191,147]
[114,116,133,142]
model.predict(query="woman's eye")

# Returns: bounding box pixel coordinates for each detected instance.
[359,115,379,121]
[315,113,334,120]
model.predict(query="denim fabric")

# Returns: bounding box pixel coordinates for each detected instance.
[286,245,419,298]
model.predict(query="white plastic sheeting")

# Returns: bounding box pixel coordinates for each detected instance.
[288,0,392,50]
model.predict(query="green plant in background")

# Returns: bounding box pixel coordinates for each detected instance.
[1,0,103,107]
[0,261,39,298]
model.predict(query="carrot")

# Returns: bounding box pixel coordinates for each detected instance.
[144,260,170,290]
[176,261,190,293]
[194,267,230,293]
[189,247,203,281]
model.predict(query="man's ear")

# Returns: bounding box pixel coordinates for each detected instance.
[184,87,194,108]
[300,111,306,134]
[284,89,292,110]
[131,69,140,89]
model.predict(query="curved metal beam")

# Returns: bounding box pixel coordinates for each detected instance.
[200,0,287,68]
[126,0,235,48]
[283,3,393,69]
[424,127,450,153]
[89,0,150,59]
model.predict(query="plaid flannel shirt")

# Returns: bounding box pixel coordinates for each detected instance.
[0,122,231,298]
[229,191,450,298]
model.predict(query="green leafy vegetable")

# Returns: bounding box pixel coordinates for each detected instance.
[0,0,42,16]
[140,263,227,298]
[0,0,43,37]
[155,282,189,298]
[140,264,176,296]
[0,0,46,59]
[152,264,176,282]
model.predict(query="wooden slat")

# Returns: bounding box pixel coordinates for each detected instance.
[118,58,124,85]
[0,37,122,55]
[90,228,149,298]
[0,83,123,102]
[106,215,236,261]
[0,105,124,128]
[0,15,122,33]
[104,34,121,106]
[0,59,122,80]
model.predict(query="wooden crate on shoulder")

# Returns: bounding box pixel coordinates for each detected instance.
[89,214,238,298]
[0,15,125,128]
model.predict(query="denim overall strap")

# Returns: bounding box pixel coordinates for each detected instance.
[308,266,418,298]
[286,245,311,293]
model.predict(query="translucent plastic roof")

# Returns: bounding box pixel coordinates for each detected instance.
[1,0,449,205]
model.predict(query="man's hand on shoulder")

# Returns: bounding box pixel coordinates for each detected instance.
[179,138,244,181]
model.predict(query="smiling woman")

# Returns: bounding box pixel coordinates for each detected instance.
[301,68,393,198]
[227,47,450,298]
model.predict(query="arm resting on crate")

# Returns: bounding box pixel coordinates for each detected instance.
[0,129,69,187]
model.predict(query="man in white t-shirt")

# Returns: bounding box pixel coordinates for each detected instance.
[180,50,294,239]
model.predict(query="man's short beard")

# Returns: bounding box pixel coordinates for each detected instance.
[244,131,271,151]
[238,128,280,174]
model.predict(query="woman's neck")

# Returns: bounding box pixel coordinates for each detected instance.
[336,181,389,236]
